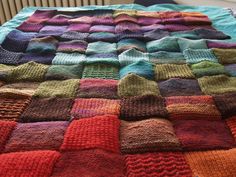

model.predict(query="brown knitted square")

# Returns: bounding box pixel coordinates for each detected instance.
[20,97,73,122]
[120,119,181,154]
[120,95,168,120]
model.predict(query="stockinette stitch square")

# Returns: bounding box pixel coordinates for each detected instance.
[144,29,170,41]
[17,21,44,32]
[34,79,79,98]
[86,41,117,54]
[115,22,141,33]
[27,10,57,23]
[87,32,117,43]
[212,48,236,64]
[207,41,236,49]
[46,14,71,25]
[198,75,236,94]
[114,14,138,24]
[89,25,115,33]
[60,31,89,41]
[86,53,119,66]
[120,119,181,154]
[60,115,120,153]
[57,40,88,53]
[19,53,55,65]
[118,74,160,98]
[120,95,168,120]
[171,30,199,39]
[67,23,91,33]
[0,46,23,65]
[0,121,16,152]
[71,98,120,118]
[37,25,68,37]
[226,117,236,141]
[155,64,194,81]
[178,38,208,52]
[158,78,203,97]
[194,28,230,39]
[77,78,118,99]
[0,150,60,177]
[120,60,154,80]
[225,64,236,77]
[117,38,146,53]
[52,52,86,65]
[149,51,185,64]
[20,97,73,122]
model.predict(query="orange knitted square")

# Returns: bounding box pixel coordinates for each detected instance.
[71,98,120,119]
[184,149,236,177]
[60,115,120,153]
[0,150,60,177]
[226,116,236,141]
[0,121,16,152]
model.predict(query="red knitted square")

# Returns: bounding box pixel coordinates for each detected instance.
[165,95,221,120]
[71,98,120,119]
[120,95,168,121]
[51,149,125,177]
[0,121,16,152]
[4,121,68,152]
[173,120,235,151]
[226,116,236,141]
[0,150,60,177]
[125,152,192,177]
[120,119,181,154]
[77,79,118,99]
[61,115,120,153]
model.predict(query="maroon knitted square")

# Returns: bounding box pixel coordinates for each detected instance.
[120,119,181,154]
[0,121,16,152]
[51,149,125,177]
[77,79,118,99]
[60,115,120,153]
[125,152,192,177]
[20,97,73,122]
[213,93,236,119]
[173,120,235,151]
[120,95,168,121]
[4,121,68,152]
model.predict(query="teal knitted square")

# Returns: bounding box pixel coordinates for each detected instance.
[171,31,199,39]
[149,51,185,64]
[52,52,86,65]
[178,38,208,52]
[86,54,119,66]
[117,39,146,53]
[86,41,117,54]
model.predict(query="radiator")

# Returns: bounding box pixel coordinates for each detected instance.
[0,0,112,25]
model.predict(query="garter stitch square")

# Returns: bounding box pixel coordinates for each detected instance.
[60,115,120,153]
[0,46,23,65]
[149,51,185,64]
[52,52,86,65]
[60,31,89,41]
[19,53,55,65]
[87,32,117,43]
[86,53,119,66]
[0,121,16,152]
[212,48,236,64]
[86,41,117,54]
[115,22,141,33]
[57,40,88,53]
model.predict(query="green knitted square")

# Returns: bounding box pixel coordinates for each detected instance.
[212,48,236,64]
[52,52,86,65]
[0,64,15,81]
[34,79,79,98]
[178,38,208,52]
[198,75,236,94]
[86,41,117,54]
[82,64,119,80]
[155,64,194,81]
[149,51,185,64]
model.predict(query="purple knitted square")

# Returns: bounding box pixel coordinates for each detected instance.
[141,24,166,32]
[46,14,72,25]
[92,16,114,25]
[138,17,161,25]
[67,23,91,33]
[17,21,44,32]
[164,24,191,32]
[57,40,87,53]
[115,22,141,33]
[89,25,115,33]
[37,25,68,37]
[19,53,55,65]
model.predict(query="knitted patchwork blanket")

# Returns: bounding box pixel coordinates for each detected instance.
[0,4,236,177]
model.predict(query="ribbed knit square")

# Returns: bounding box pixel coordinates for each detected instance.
[71,98,120,118]
[113,10,136,17]
[117,39,146,53]
[147,37,180,52]
[87,32,117,43]
[198,75,236,94]
[174,120,234,151]
[52,52,86,65]
[86,41,117,54]
[27,10,57,23]
[0,46,23,65]
[114,14,138,24]
[20,97,73,122]
[125,152,192,177]
[17,21,44,32]
[225,64,236,77]
[121,119,181,154]
[78,79,118,99]
[118,74,160,98]
[115,22,141,33]
[177,38,208,52]
[57,40,87,53]
[34,79,79,98]
[4,121,68,152]
[155,64,194,81]
[149,51,185,64]
[184,149,236,177]
[0,150,60,177]
[37,25,68,37]
[183,49,218,64]
[19,53,55,65]
[82,64,119,80]
[86,53,119,66]
[159,78,203,97]
[212,48,236,64]
[166,95,221,120]
[67,23,91,33]
[89,25,115,33]
[51,150,125,177]
[0,121,16,152]
[226,117,236,141]
[60,31,89,41]
[120,95,168,120]
[60,115,120,153]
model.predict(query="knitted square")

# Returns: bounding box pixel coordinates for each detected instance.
[4,121,68,152]
[183,49,218,64]
[19,53,55,65]
[181,12,206,17]
[86,53,119,66]
[120,95,168,120]
[20,97,73,122]
[113,10,136,17]
[0,150,60,177]
[0,94,31,121]
[117,39,146,53]
[82,64,119,80]
[117,32,144,41]
[0,121,16,152]
[125,152,192,177]
[118,74,160,98]
[51,150,125,177]
[87,32,117,43]
[155,64,194,81]
[86,41,117,54]
[120,61,154,80]
[57,40,87,53]
[89,25,115,33]
[141,24,165,32]
[60,115,120,152]
[115,22,141,33]
[138,17,162,25]
[147,37,180,53]
[159,11,182,18]
[27,10,57,23]
[77,79,118,99]
[171,30,199,39]
[60,31,89,41]
[0,46,23,65]
[173,120,234,150]
[225,64,236,77]
[69,16,93,24]
[162,17,185,24]
[183,16,212,25]
[34,79,79,98]
[71,98,120,118]
[164,24,191,32]
[166,96,221,120]
[149,51,185,64]
[207,41,236,49]
[121,119,181,154]
[194,28,230,40]
[213,93,236,118]
[0,64,13,81]
[45,65,83,80]
[213,48,236,64]
[177,38,208,52]
[136,11,160,17]
[144,29,170,41]
[9,62,49,82]
[67,23,91,32]
[114,14,138,24]
[46,14,71,25]
[184,149,236,177]
[37,25,68,37]
[17,21,44,32]
[198,75,236,94]
[226,117,236,141]
[52,52,86,65]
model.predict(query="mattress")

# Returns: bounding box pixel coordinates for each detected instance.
[0,4,236,177]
